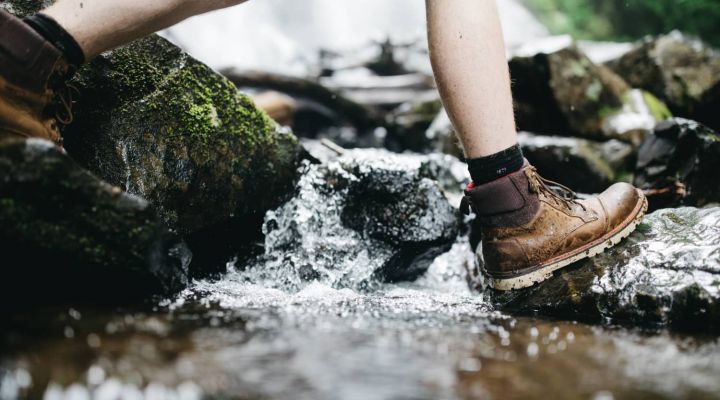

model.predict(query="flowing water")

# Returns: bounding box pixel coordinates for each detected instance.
[2,2,720,400]
[2,234,720,400]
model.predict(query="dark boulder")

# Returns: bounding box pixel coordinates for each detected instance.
[519,132,635,194]
[0,139,190,304]
[510,38,671,145]
[634,118,720,210]
[607,32,720,131]
[244,149,460,289]
[483,207,720,333]
[2,0,303,273]
[64,35,301,237]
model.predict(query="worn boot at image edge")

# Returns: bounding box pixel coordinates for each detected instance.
[462,160,648,291]
[0,8,73,147]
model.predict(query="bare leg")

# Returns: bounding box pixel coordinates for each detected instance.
[426,0,517,158]
[42,0,248,59]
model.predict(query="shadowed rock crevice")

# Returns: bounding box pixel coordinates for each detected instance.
[0,139,190,304]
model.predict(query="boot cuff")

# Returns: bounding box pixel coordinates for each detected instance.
[462,161,540,227]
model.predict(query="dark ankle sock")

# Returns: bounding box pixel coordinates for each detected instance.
[23,13,85,67]
[467,143,524,185]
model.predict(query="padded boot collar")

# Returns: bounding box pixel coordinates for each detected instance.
[0,8,68,93]
[461,160,540,228]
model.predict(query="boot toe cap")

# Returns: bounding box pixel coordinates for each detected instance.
[598,182,645,227]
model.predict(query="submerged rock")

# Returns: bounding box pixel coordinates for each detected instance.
[608,31,720,131]
[484,207,720,332]
[634,118,720,210]
[0,139,190,304]
[518,132,635,194]
[240,149,460,290]
[510,38,671,145]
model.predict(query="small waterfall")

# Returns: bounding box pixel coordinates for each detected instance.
[162,0,548,75]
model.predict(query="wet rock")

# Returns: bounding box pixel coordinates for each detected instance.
[510,37,671,145]
[63,35,301,236]
[52,36,301,273]
[485,207,720,333]
[518,132,635,194]
[384,95,444,153]
[607,31,720,131]
[634,118,720,210]
[421,110,465,159]
[0,139,190,304]
[223,69,385,141]
[0,0,50,16]
[242,149,460,290]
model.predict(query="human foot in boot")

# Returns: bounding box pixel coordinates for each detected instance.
[0,9,76,147]
[462,160,647,290]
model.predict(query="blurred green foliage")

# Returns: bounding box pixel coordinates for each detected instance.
[524,0,720,47]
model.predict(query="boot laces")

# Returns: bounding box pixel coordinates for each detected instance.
[53,82,79,126]
[525,166,587,212]
[48,64,79,128]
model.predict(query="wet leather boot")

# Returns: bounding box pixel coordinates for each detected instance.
[462,160,648,291]
[0,9,74,147]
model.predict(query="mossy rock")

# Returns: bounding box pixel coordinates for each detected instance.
[510,40,669,144]
[0,139,190,305]
[63,35,302,244]
[483,207,720,333]
[518,132,635,193]
[607,31,720,131]
[2,0,301,272]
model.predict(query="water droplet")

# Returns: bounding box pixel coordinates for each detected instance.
[64,326,74,339]
[87,365,106,386]
[68,308,82,320]
[87,333,101,348]
[527,342,539,358]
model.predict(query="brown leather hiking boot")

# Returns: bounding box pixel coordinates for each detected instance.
[0,9,74,147]
[462,160,648,291]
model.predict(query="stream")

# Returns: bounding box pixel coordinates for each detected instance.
[2,235,720,399]
[2,1,720,400]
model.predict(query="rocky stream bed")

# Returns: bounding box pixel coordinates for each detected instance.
[2,1,720,399]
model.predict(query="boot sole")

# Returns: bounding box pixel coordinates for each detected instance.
[488,189,648,291]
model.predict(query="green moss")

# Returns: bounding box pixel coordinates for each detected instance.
[665,212,685,225]
[585,80,603,101]
[598,104,622,119]
[412,99,443,117]
[614,170,634,183]
[143,61,276,143]
[635,222,652,234]
[642,91,673,120]
[568,60,589,77]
